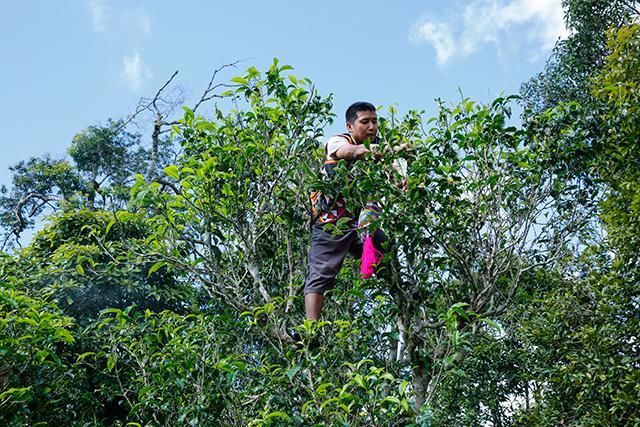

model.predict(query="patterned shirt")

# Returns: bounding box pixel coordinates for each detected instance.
[310,133,357,223]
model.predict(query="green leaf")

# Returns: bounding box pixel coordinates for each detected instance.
[336,216,351,230]
[55,329,75,344]
[234,361,247,374]
[287,365,301,380]
[222,183,234,196]
[480,317,502,331]
[107,354,116,371]
[75,352,95,363]
[105,219,116,236]
[164,165,179,179]
[380,372,395,381]
[264,411,292,422]
[100,308,122,316]
[320,397,339,411]
[315,382,333,395]
[382,396,401,405]
[148,261,167,276]
[195,121,216,132]
[301,400,313,414]
[353,374,366,389]
[0,387,30,401]
[231,76,248,84]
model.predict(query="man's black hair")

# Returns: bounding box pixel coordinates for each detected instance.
[345,102,376,123]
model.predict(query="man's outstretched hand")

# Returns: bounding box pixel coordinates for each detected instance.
[392,142,412,153]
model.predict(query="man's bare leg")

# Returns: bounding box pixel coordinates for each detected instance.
[305,293,324,320]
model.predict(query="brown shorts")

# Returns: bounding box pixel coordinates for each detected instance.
[304,221,389,295]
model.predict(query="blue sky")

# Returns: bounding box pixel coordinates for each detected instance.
[1,0,567,189]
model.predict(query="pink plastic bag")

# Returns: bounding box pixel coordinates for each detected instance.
[361,235,383,279]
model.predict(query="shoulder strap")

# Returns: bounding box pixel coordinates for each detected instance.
[338,133,357,145]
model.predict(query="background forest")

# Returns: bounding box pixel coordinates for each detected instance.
[1,0,639,425]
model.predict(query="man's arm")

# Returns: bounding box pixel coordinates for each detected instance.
[334,143,379,160]
[334,142,411,160]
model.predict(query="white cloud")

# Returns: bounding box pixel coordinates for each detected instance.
[409,21,456,65]
[121,51,153,92]
[135,7,152,36]
[89,3,152,37]
[409,0,569,65]
[88,0,108,32]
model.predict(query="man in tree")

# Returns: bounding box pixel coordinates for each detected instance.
[304,102,400,320]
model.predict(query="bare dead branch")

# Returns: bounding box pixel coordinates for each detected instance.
[192,60,244,113]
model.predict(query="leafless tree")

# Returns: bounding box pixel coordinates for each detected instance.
[119,61,243,178]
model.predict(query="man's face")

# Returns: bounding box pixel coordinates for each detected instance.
[347,110,378,143]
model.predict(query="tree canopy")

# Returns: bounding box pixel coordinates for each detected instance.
[1,5,639,425]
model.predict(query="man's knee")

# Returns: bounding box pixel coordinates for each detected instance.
[304,273,335,296]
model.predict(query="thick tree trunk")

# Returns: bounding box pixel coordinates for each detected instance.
[388,323,399,363]
[411,359,430,411]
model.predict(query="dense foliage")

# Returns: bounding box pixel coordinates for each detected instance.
[1,5,639,425]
